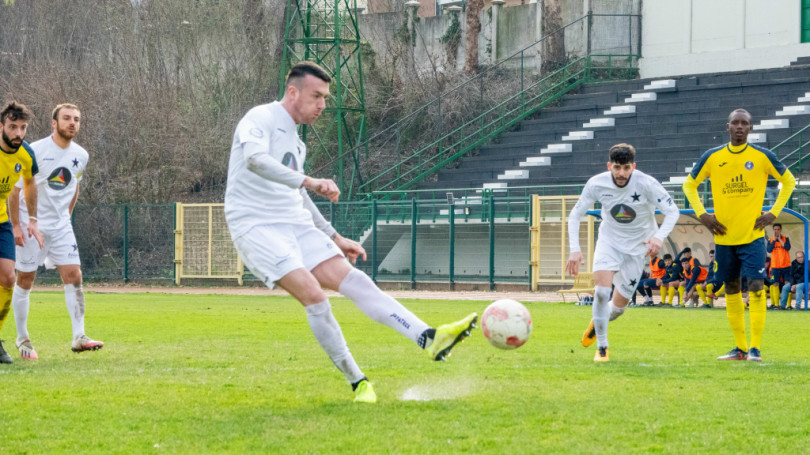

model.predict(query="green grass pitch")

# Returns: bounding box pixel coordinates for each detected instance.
[2,292,810,453]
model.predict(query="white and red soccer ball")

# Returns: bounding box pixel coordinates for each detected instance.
[481,299,532,350]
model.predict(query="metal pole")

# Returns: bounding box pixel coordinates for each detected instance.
[372,199,378,282]
[411,198,417,289]
[449,202,455,287]
[123,205,129,282]
[489,196,496,290]
[172,202,177,284]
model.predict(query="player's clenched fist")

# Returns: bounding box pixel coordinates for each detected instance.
[303,176,341,202]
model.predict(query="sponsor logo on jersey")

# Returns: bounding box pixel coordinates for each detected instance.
[722,174,753,197]
[610,203,636,224]
[281,152,298,171]
[600,193,614,198]
[0,176,11,194]
[47,167,72,190]
[719,162,728,167]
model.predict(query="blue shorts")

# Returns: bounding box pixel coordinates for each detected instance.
[714,237,767,284]
[0,221,14,261]
[770,267,790,284]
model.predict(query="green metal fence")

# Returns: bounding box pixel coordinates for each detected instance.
[37,204,176,282]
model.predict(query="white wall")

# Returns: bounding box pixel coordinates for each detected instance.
[640,0,810,78]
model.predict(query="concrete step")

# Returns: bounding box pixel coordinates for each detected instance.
[562,131,594,141]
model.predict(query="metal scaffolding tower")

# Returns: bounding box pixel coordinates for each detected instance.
[280,0,367,196]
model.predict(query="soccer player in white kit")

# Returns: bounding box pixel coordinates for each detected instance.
[566,144,679,362]
[9,104,103,359]
[225,61,477,403]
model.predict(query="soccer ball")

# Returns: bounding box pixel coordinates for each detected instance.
[481,299,532,350]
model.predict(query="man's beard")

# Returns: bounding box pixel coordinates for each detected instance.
[1,130,22,150]
[56,124,76,141]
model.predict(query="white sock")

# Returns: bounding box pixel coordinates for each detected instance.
[609,301,626,322]
[593,286,612,348]
[305,300,365,384]
[64,284,85,339]
[338,268,430,345]
[12,285,31,343]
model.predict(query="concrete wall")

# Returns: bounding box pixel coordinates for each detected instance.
[358,0,640,75]
[640,0,810,78]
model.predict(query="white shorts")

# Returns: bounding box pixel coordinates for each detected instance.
[233,223,344,289]
[592,240,645,300]
[16,223,81,273]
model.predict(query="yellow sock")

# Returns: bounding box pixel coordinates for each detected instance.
[725,292,748,351]
[749,289,767,350]
[660,287,666,302]
[667,286,675,304]
[769,285,780,307]
[0,286,11,331]
[678,286,685,305]
[697,285,708,305]
[707,283,715,295]
[716,285,725,297]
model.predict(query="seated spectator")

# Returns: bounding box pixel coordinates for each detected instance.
[658,254,684,307]
[781,251,806,310]
[682,257,709,308]
[701,249,724,307]
[638,254,667,306]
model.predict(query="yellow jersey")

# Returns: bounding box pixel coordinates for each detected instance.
[0,141,38,223]
[682,142,795,246]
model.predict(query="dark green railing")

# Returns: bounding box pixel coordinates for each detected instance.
[311,13,641,199]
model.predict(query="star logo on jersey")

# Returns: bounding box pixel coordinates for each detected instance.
[72,244,78,252]
[281,152,298,171]
[609,203,636,224]
[629,278,637,286]
[745,161,754,170]
[631,192,641,202]
[47,167,72,191]
[72,158,79,168]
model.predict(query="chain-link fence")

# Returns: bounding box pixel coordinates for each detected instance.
[36,204,175,282]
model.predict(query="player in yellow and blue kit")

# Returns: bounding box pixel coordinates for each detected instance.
[683,109,796,362]
[0,101,43,364]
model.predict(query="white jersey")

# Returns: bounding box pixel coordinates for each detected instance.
[224,102,313,240]
[17,135,88,231]
[568,170,679,256]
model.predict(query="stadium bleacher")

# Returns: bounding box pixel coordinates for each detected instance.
[418,60,810,192]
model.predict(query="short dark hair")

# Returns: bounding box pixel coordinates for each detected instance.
[285,61,331,88]
[663,254,672,260]
[682,247,691,253]
[52,103,80,121]
[709,249,715,254]
[609,143,635,164]
[0,101,31,123]
[728,108,752,123]
[773,223,782,229]
[680,257,690,263]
